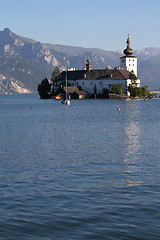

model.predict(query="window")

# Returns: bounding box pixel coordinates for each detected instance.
[83,82,85,85]
[90,82,93,85]
[99,82,102,85]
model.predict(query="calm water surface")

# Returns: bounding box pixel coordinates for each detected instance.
[0,94,160,240]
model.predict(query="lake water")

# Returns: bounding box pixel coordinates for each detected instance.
[0,94,160,240]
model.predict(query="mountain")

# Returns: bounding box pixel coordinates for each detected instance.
[0,28,160,93]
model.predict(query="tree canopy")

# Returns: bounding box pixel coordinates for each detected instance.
[38,78,52,99]
[128,85,150,98]
[110,84,123,95]
[130,70,138,86]
[128,71,150,98]
[51,66,60,83]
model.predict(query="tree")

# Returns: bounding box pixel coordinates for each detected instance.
[142,85,150,97]
[110,84,123,95]
[51,66,60,83]
[128,85,150,98]
[51,66,60,95]
[130,70,138,86]
[38,78,52,99]
[128,70,150,98]
[102,88,109,98]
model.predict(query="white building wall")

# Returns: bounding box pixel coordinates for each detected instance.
[120,57,137,76]
[126,78,140,87]
[68,79,128,95]
[126,57,137,76]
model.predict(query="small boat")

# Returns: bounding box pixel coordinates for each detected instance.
[54,93,63,100]
[61,70,70,105]
[61,98,70,105]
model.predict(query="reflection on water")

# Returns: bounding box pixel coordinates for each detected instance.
[122,101,143,186]
[124,100,141,159]
[125,121,140,160]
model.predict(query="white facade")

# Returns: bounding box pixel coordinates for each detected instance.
[67,75,140,96]
[68,79,130,95]
[120,57,137,76]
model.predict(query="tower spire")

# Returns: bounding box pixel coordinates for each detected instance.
[120,35,137,76]
[124,35,133,56]
[86,57,91,71]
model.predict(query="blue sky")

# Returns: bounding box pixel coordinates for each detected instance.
[0,0,160,51]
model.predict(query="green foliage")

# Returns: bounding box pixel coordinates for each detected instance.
[130,70,137,81]
[102,88,109,98]
[128,70,150,98]
[94,84,97,95]
[51,66,60,83]
[128,85,150,98]
[38,78,52,99]
[110,84,123,95]
[130,70,138,86]
[51,66,61,95]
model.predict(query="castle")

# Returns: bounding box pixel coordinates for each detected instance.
[57,36,140,98]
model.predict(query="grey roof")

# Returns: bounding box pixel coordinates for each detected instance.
[59,69,131,81]
[120,55,137,59]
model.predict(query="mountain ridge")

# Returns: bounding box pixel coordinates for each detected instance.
[0,28,160,93]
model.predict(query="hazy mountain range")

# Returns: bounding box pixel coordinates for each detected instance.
[0,28,160,93]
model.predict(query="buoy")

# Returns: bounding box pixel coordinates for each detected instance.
[2,102,4,104]
[144,99,147,101]
[30,107,32,109]
[117,107,120,111]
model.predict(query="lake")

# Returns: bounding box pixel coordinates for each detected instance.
[0,94,160,240]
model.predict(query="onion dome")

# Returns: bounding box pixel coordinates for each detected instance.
[123,35,134,56]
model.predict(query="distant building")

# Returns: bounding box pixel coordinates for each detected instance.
[56,36,140,98]
[68,67,76,71]
[63,86,89,99]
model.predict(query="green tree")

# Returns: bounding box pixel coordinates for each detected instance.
[130,70,137,80]
[128,85,150,98]
[110,84,123,95]
[102,88,109,98]
[51,66,60,83]
[142,85,150,97]
[51,66,60,95]
[128,71,150,98]
[38,78,52,99]
[94,83,97,99]
[130,70,138,86]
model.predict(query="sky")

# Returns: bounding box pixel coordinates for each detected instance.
[0,0,160,51]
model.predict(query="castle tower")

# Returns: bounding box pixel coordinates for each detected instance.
[120,35,137,76]
[86,57,91,71]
